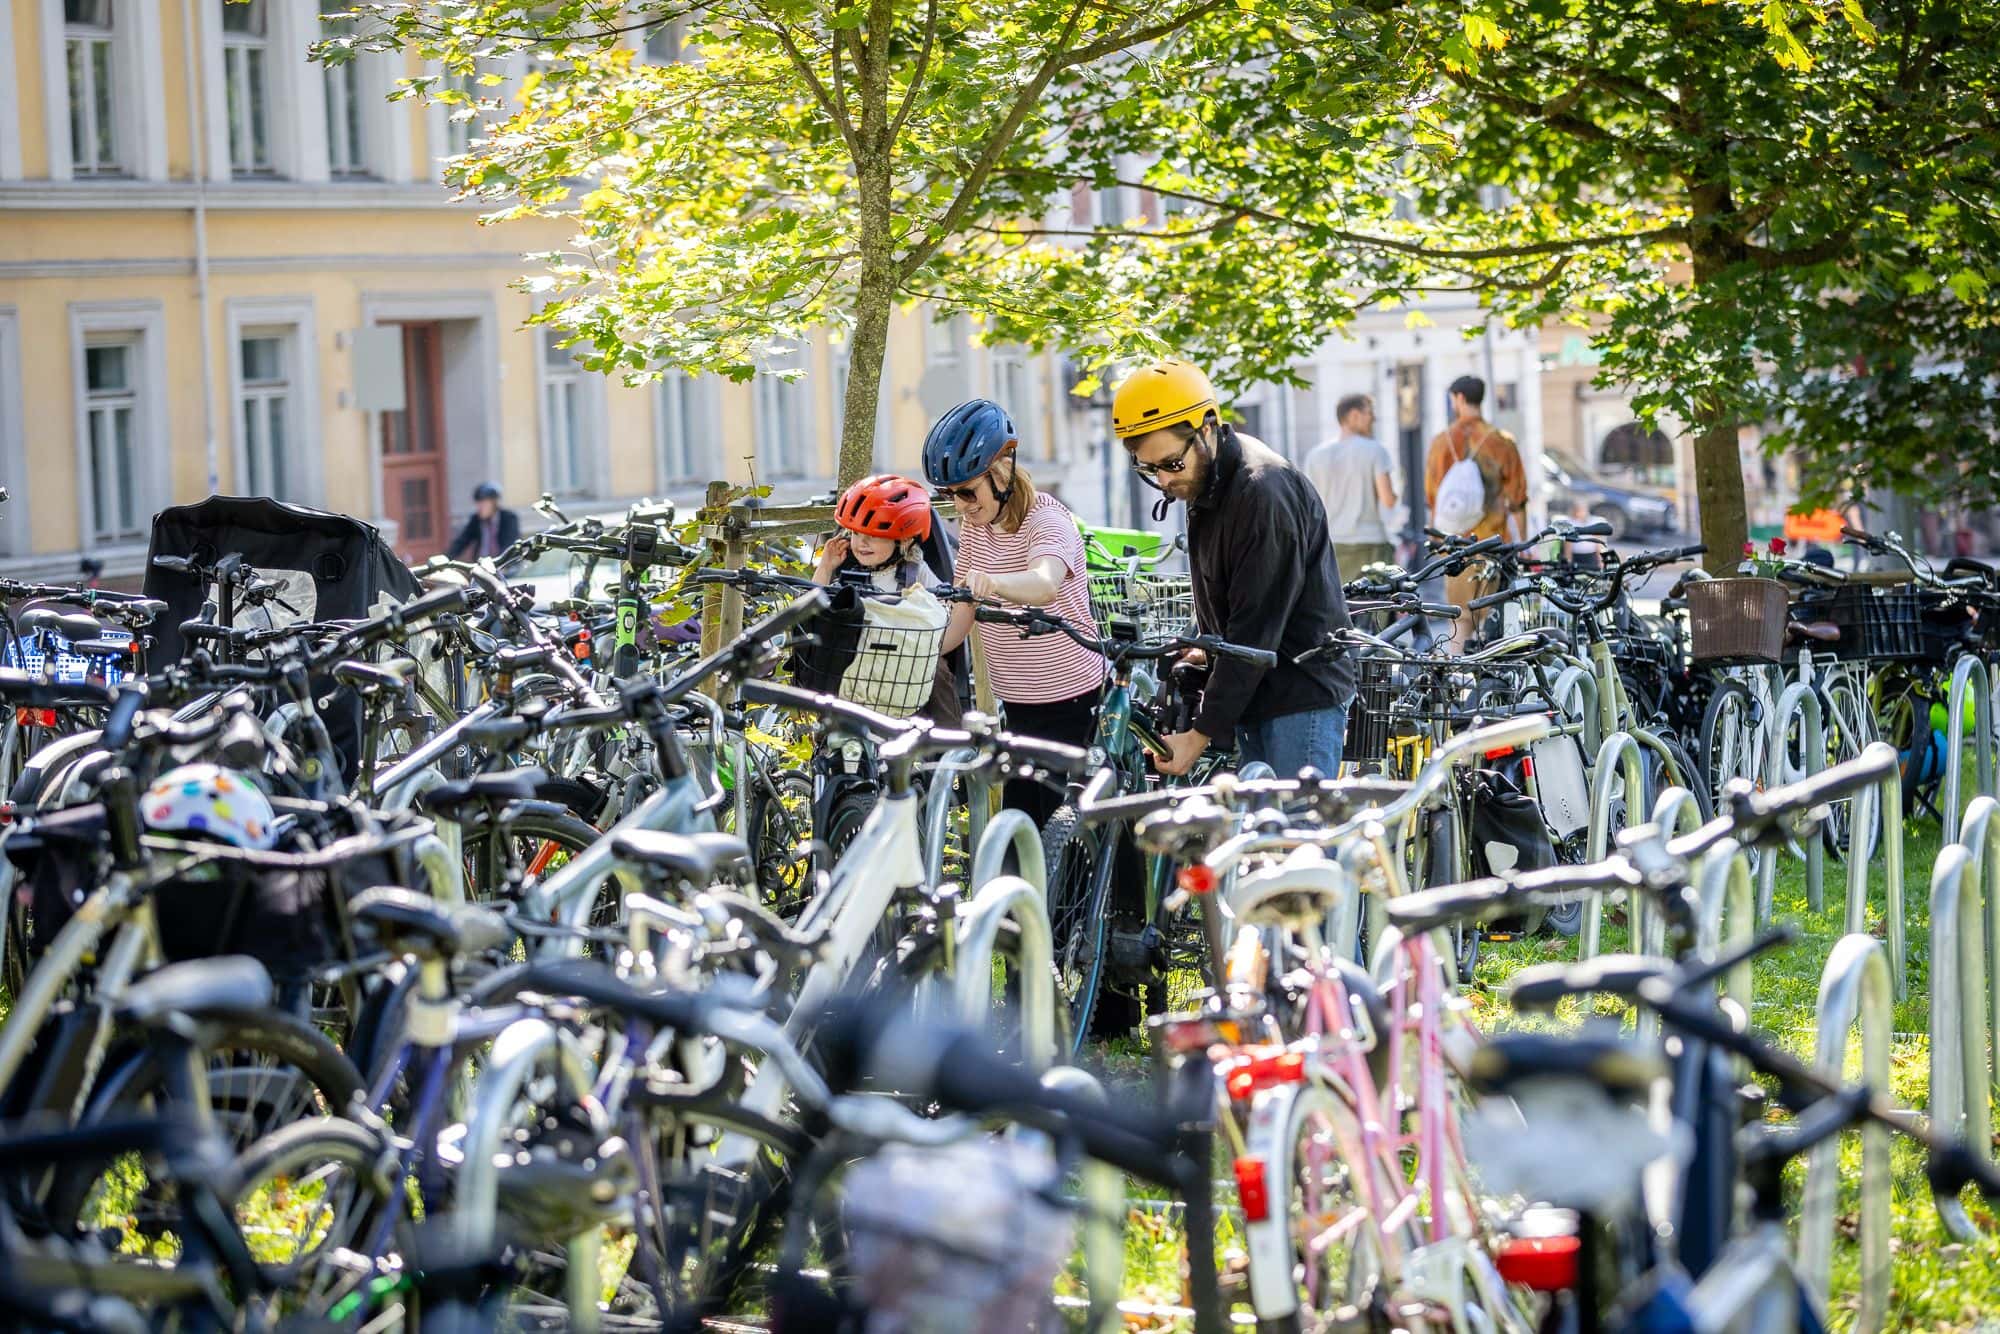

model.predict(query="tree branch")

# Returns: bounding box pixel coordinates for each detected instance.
[744,0,859,157]
[886,0,938,142]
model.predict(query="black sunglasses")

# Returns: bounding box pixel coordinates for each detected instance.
[937,481,985,504]
[1130,432,1200,478]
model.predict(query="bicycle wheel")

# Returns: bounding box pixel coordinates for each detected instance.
[461,809,603,920]
[1041,804,1113,1056]
[40,1008,366,1249]
[748,767,814,919]
[1821,676,1875,862]
[222,1116,407,1324]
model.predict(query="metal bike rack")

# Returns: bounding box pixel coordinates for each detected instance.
[1963,794,2000,1121]
[921,746,988,890]
[1760,682,1825,917]
[1582,730,1647,960]
[1799,933,1892,1333]
[952,873,1059,1070]
[1944,655,1995,846]
[1695,837,1757,1015]
[1547,663,1602,757]
[1843,741,1908,999]
[1037,1065,1124,1334]
[1634,787,1707,959]
[1927,842,1994,1241]
[971,808,1048,897]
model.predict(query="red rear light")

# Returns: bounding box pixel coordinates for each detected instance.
[1225,1049,1306,1101]
[1233,1156,1270,1222]
[1495,1235,1580,1291]
[574,630,592,662]
[15,707,56,729]
[1177,864,1217,896]
[1484,745,1515,761]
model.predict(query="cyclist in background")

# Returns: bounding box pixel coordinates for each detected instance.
[925,399,1106,827]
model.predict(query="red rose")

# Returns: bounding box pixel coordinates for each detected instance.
[1770,537,1788,555]
[1742,542,1755,556]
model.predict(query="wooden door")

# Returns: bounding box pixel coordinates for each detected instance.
[381,322,448,561]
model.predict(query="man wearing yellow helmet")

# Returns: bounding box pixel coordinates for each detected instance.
[1112,360,1357,778]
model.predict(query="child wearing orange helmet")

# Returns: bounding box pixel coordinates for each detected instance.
[812,474,938,593]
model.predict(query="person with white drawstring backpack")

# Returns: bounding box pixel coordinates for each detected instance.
[1423,375,1527,631]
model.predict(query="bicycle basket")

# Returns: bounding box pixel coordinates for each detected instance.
[1821,585,1922,662]
[1686,578,1790,665]
[1344,656,1403,766]
[2,625,133,686]
[843,1137,1073,1334]
[787,585,946,719]
[8,797,429,983]
[1087,570,1194,642]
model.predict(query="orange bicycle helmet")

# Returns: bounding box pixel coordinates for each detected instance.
[835,474,933,542]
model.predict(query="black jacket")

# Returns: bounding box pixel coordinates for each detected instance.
[1187,426,1356,738]
[447,508,522,561]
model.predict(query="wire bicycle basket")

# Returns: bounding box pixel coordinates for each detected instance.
[1088,570,1195,643]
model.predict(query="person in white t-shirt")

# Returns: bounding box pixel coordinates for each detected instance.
[922,399,1106,829]
[1301,393,1398,580]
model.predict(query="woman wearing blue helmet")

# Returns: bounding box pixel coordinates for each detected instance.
[927,399,1105,830]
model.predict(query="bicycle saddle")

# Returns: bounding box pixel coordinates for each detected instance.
[18,607,105,644]
[115,955,274,1027]
[610,830,754,885]
[1786,620,1840,644]
[333,658,419,696]
[1505,952,1673,1012]
[1225,846,1352,931]
[351,886,512,961]
[1467,1032,1666,1100]
[417,765,550,818]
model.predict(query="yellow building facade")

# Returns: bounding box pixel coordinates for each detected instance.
[0,0,1083,575]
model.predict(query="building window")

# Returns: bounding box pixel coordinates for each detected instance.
[643,15,685,62]
[83,339,142,543]
[322,3,367,177]
[992,348,1046,461]
[754,373,807,480]
[64,0,119,175]
[541,331,595,497]
[222,0,272,175]
[237,331,293,498]
[656,374,711,488]
[924,312,959,367]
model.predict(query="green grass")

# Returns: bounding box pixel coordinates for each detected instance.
[1091,783,2000,1332]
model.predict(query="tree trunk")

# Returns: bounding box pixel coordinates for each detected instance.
[837,266,892,487]
[1687,220,1750,576]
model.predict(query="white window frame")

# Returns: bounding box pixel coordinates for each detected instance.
[69,302,169,552]
[990,346,1046,461]
[221,0,274,175]
[923,311,960,367]
[63,0,119,175]
[655,373,716,491]
[0,308,26,555]
[753,351,809,481]
[0,1,21,179]
[37,0,167,181]
[225,298,323,505]
[538,329,604,499]
[320,1,369,178]
[198,0,327,184]
[425,58,511,173]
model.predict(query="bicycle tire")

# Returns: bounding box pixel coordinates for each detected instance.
[461,809,603,913]
[39,1006,366,1240]
[1041,804,1113,1057]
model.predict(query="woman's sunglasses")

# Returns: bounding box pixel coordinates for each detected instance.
[1130,433,1200,478]
[937,481,985,504]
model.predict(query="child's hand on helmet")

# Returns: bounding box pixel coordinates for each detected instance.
[813,536,850,585]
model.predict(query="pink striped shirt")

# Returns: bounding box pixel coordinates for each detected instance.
[957,493,1106,703]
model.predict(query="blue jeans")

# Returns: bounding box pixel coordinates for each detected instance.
[1234,701,1350,779]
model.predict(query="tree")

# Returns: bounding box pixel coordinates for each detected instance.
[1340,0,2000,565]
[337,0,1412,485]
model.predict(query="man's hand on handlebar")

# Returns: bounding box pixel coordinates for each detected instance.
[1152,727,1209,777]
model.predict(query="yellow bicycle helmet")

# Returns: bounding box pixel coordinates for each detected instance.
[1111,359,1218,439]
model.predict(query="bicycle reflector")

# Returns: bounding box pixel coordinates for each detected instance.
[15,707,56,729]
[1494,1235,1580,1291]
[1177,864,1217,895]
[1232,1156,1271,1223]
[1225,1049,1305,1101]
[574,629,592,662]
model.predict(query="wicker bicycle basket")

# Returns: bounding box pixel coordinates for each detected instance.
[1687,577,1791,665]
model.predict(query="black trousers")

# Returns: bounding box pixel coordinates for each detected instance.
[999,686,1101,829]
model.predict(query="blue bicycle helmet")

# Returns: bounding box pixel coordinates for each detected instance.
[922,400,1017,488]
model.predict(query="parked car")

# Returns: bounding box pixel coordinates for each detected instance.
[1541,452,1677,539]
